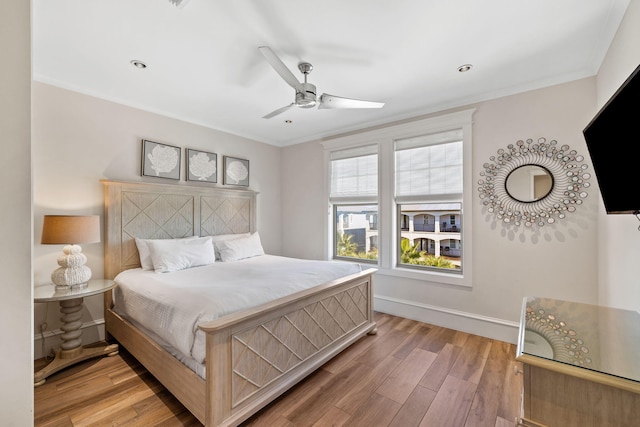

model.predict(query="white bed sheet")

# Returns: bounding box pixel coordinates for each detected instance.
[113,255,362,364]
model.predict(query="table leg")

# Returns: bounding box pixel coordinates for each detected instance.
[34,297,118,387]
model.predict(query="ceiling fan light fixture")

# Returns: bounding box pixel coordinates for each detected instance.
[295,83,317,108]
[130,60,147,69]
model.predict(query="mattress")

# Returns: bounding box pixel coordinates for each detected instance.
[112,255,363,366]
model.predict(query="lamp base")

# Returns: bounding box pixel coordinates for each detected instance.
[51,244,92,288]
[54,282,89,291]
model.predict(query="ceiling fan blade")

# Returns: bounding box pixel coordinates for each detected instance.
[258,46,303,91]
[262,103,295,119]
[318,94,385,110]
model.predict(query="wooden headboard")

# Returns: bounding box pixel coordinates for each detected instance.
[102,180,257,279]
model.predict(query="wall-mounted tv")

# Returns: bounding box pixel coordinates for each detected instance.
[582,63,640,214]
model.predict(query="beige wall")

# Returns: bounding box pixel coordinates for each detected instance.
[32,82,282,358]
[0,1,33,424]
[282,77,600,343]
[594,0,640,312]
[281,141,327,260]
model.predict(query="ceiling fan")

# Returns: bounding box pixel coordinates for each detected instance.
[258,46,385,119]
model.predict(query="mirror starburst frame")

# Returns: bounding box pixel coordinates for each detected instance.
[478,138,591,228]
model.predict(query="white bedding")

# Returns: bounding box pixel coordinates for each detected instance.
[113,255,362,365]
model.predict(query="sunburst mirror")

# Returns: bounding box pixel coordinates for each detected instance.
[478,138,591,228]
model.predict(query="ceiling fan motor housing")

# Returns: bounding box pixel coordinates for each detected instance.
[296,82,317,108]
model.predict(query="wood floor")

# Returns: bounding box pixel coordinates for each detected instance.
[34,312,523,427]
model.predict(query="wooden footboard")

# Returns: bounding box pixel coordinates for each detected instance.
[201,268,376,426]
[106,268,376,426]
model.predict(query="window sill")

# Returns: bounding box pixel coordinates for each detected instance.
[375,266,471,288]
[333,256,378,266]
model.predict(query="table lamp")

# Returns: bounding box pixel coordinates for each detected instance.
[41,215,101,290]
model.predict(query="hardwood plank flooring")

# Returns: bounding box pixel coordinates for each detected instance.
[34,312,522,426]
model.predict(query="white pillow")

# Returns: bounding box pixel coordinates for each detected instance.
[147,236,215,273]
[211,233,251,260]
[135,236,198,270]
[217,232,265,262]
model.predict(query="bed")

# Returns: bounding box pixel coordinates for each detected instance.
[102,180,377,426]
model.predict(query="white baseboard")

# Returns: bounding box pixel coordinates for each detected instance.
[374,295,520,344]
[33,318,106,360]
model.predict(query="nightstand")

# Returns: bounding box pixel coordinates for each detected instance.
[34,279,119,387]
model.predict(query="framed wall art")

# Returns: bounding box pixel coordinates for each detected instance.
[223,156,249,187]
[141,139,181,180]
[186,148,217,183]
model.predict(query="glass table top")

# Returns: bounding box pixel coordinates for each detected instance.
[519,296,640,383]
[34,279,115,302]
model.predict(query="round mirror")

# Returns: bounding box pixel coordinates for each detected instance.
[505,165,554,203]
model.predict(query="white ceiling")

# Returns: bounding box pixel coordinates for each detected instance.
[33,0,629,147]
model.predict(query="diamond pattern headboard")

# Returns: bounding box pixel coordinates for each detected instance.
[103,180,257,279]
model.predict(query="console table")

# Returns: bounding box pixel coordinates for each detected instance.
[34,279,119,386]
[516,297,640,427]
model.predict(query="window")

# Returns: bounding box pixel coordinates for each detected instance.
[330,146,378,263]
[397,202,462,270]
[395,130,463,272]
[334,204,378,261]
[324,109,473,287]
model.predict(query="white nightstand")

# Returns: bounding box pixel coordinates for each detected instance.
[34,279,119,386]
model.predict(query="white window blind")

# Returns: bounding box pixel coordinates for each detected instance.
[395,130,463,199]
[330,145,378,200]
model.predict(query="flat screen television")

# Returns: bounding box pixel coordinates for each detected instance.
[582,63,640,214]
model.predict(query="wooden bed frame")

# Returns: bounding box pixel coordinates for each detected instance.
[102,180,377,426]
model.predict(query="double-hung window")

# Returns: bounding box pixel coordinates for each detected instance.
[329,145,378,263]
[324,109,474,286]
[395,129,463,272]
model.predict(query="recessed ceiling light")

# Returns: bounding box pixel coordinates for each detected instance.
[130,60,147,69]
[457,64,473,73]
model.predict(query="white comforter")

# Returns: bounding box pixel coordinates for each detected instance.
[113,255,362,364]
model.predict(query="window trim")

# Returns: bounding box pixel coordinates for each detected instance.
[323,109,475,288]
